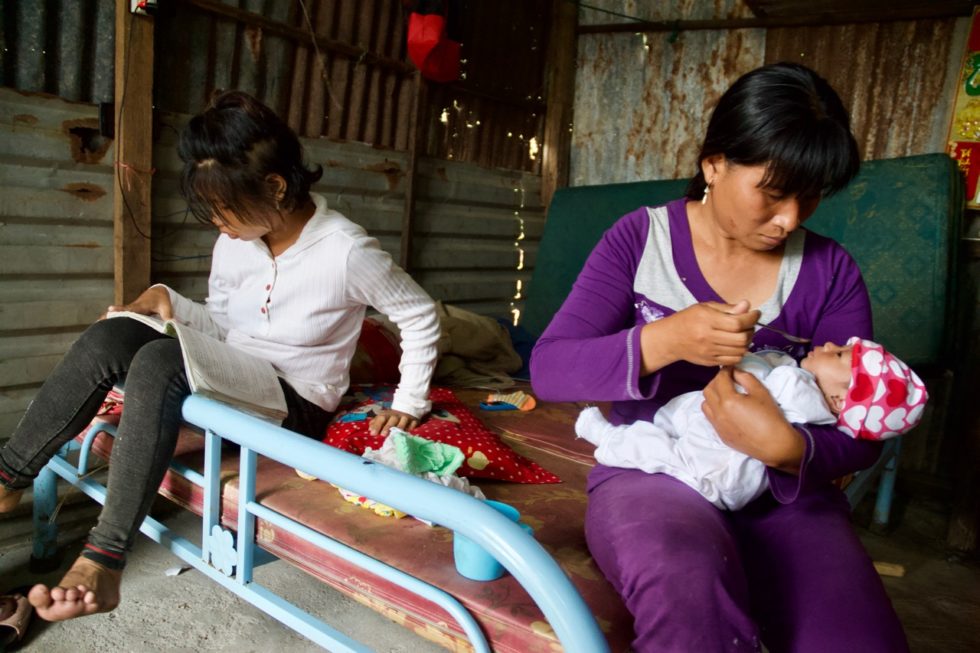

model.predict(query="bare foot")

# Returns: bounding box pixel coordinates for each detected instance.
[0,485,23,512]
[29,556,121,621]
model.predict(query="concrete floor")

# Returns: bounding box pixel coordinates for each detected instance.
[853,496,980,653]
[1,492,978,652]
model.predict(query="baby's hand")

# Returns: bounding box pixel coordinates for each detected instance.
[369,409,420,436]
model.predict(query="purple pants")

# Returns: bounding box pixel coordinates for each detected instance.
[585,468,909,652]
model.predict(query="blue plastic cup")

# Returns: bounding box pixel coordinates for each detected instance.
[484,499,519,521]
[453,500,532,581]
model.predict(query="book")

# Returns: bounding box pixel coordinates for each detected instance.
[106,311,288,422]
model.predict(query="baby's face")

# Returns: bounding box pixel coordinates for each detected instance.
[800,342,854,414]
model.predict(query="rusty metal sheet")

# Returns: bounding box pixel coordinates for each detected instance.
[572,7,964,185]
[579,0,753,25]
[573,28,765,185]
[766,17,967,159]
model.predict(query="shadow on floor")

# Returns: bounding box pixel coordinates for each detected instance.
[1,493,977,652]
[853,494,980,653]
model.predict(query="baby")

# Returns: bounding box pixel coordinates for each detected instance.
[575,337,928,510]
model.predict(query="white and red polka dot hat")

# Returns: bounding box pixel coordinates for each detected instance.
[836,337,928,441]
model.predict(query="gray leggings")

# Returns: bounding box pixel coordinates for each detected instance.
[0,318,331,569]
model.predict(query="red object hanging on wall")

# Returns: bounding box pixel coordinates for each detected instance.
[407,0,461,82]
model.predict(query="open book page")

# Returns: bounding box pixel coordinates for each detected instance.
[106,311,167,333]
[106,311,288,422]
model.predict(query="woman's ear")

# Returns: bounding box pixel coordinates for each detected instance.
[266,174,287,203]
[700,154,725,184]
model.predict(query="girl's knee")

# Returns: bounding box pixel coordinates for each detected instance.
[74,318,160,359]
[75,318,128,352]
[129,339,186,382]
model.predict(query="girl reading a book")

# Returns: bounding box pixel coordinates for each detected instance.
[0,91,441,622]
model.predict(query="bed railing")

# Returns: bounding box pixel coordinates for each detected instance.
[33,393,609,652]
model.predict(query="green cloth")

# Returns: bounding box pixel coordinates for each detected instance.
[392,432,465,477]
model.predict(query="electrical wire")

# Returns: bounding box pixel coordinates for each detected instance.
[297,0,343,111]
[117,19,202,256]
[116,15,154,241]
[573,1,647,24]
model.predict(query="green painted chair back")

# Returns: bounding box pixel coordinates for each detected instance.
[523,154,962,367]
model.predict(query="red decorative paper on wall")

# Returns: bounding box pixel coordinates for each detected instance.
[947,6,980,207]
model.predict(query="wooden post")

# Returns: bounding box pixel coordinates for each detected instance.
[113,0,155,304]
[400,72,427,272]
[540,0,577,210]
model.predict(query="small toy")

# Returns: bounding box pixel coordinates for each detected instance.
[480,390,536,412]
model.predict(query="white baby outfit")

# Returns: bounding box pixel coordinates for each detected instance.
[575,351,836,510]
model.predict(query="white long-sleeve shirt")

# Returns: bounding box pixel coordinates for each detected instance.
[162,193,440,418]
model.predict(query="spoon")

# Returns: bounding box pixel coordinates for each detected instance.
[754,323,812,344]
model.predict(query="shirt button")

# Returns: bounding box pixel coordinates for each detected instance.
[260,307,266,314]
[265,284,271,290]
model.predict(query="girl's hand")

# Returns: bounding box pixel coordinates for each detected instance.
[701,367,805,474]
[369,409,420,436]
[104,286,174,320]
[640,299,759,372]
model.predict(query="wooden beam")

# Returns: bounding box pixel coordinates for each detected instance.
[541,0,577,210]
[579,7,973,34]
[400,72,427,272]
[113,0,155,304]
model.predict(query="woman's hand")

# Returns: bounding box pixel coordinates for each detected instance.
[369,409,420,436]
[701,367,805,474]
[640,300,759,372]
[104,286,174,320]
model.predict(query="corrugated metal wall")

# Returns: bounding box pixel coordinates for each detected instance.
[0,90,115,437]
[153,0,547,173]
[572,1,968,184]
[572,0,761,184]
[765,19,967,159]
[572,28,764,185]
[0,88,541,445]
[0,0,117,105]
[0,0,548,172]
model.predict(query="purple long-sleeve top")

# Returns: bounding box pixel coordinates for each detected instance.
[530,199,882,502]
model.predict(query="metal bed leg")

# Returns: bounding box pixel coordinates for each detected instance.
[30,464,61,571]
[871,439,901,530]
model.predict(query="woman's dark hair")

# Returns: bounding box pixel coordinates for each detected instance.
[685,62,860,201]
[178,90,323,226]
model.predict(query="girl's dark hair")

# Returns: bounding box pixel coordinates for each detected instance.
[178,90,323,226]
[685,62,860,201]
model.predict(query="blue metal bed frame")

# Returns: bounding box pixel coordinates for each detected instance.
[32,394,610,652]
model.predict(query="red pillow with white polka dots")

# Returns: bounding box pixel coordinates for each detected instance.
[323,387,560,484]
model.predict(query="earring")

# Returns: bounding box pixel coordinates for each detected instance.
[701,183,711,205]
